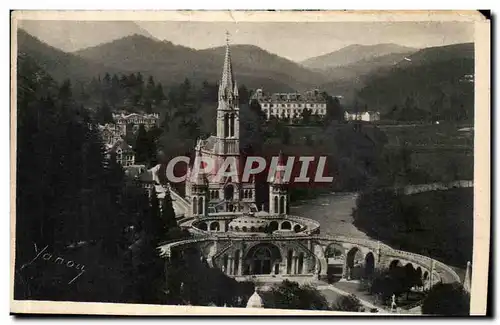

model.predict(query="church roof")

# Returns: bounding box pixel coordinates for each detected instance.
[246,290,264,308]
[201,135,217,152]
[219,32,235,101]
[108,138,133,154]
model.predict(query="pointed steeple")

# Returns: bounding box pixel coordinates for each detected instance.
[219,31,235,101]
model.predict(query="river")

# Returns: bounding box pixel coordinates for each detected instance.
[290,192,370,239]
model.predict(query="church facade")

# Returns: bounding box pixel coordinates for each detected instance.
[184,37,256,217]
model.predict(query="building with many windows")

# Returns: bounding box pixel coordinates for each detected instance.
[252,89,327,121]
[107,138,135,167]
[112,112,160,134]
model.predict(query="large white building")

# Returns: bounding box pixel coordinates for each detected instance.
[344,111,381,122]
[252,89,327,121]
[112,112,160,134]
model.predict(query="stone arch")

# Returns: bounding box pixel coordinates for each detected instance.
[416,267,423,280]
[235,226,240,231]
[325,243,344,259]
[346,247,364,280]
[364,252,375,278]
[210,222,220,231]
[298,252,305,274]
[192,197,198,214]
[389,259,403,270]
[244,243,282,275]
[281,221,291,230]
[279,196,285,214]
[293,224,301,233]
[199,222,207,231]
[250,226,256,232]
[269,221,279,232]
[198,197,204,215]
[242,226,248,232]
[224,184,234,200]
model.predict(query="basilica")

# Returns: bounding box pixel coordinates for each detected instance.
[158,36,458,298]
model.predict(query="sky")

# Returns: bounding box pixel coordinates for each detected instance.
[18,19,474,62]
[137,21,474,61]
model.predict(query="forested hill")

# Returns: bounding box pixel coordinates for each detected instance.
[17,29,121,83]
[356,43,474,122]
[74,35,326,92]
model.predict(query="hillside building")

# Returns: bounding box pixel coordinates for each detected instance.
[252,89,327,121]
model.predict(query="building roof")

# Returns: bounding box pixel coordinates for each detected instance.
[200,135,217,152]
[228,215,269,232]
[108,138,133,154]
[246,290,264,308]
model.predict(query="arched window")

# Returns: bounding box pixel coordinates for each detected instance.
[298,253,304,274]
[242,226,248,232]
[198,197,204,215]
[279,196,285,214]
[229,113,235,137]
[293,224,301,233]
[224,114,229,137]
[224,185,234,200]
[287,250,293,274]
[281,221,291,230]
[250,226,256,232]
[192,197,198,215]
[274,196,279,213]
[249,190,253,199]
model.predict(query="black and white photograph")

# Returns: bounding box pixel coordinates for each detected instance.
[10,10,490,316]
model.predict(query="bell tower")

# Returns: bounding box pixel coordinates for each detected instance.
[216,32,240,157]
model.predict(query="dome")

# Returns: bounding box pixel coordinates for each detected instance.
[246,290,264,308]
[228,215,269,233]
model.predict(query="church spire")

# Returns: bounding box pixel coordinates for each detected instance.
[219,31,234,101]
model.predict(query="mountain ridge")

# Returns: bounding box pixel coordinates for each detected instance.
[301,43,418,70]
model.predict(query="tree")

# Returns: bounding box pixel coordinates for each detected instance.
[134,124,149,164]
[161,190,179,234]
[281,126,291,145]
[422,283,470,315]
[332,294,363,312]
[266,280,330,310]
[301,107,312,124]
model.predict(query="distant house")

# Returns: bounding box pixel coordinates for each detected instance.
[107,138,135,167]
[344,110,380,122]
